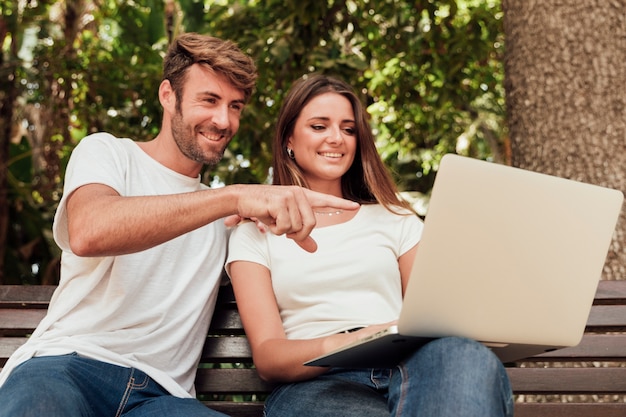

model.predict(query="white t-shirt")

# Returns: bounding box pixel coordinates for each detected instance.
[0,132,226,398]
[226,204,423,339]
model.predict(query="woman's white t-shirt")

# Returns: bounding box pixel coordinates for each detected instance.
[226,204,424,339]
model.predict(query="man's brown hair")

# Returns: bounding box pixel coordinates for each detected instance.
[163,33,258,104]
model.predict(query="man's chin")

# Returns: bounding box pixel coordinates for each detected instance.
[201,151,225,168]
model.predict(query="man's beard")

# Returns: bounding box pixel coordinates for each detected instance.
[170,110,230,168]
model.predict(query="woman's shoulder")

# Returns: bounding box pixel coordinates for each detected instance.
[229,220,276,248]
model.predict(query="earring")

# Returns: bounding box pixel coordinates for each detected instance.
[287,148,295,159]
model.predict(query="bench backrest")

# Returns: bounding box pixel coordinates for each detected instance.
[2,280,626,417]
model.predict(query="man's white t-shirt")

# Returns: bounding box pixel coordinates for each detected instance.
[226,204,423,339]
[0,133,226,398]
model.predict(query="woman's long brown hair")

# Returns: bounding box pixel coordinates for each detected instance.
[272,74,414,214]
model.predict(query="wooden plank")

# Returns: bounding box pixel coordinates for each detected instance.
[206,304,626,332]
[0,286,56,308]
[199,333,626,363]
[0,280,622,304]
[3,333,623,366]
[0,337,29,365]
[514,402,626,417]
[586,305,626,330]
[0,309,46,334]
[508,367,626,394]
[202,402,626,417]
[200,329,626,364]
[209,309,245,333]
[6,303,618,337]
[195,368,274,394]
[1,280,621,305]
[594,280,626,304]
[202,402,263,417]
[207,304,626,332]
[200,336,253,362]
[527,334,626,361]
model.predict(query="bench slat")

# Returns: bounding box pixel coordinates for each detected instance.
[195,368,274,394]
[508,367,626,394]
[0,337,29,366]
[586,305,626,330]
[514,402,626,417]
[202,403,264,417]
[3,323,626,365]
[193,367,626,395]
[0,286,56,308]
[200,337,252,361]
[198,402,626,417]
[200,333,626,363]
[528,333,626,361]
[201,402,626,417]
[0,310,47,335]
[209,309,244,334]
[0,308,248,334]
[4,334,625,366]
[0,279,621,305]
[594,280,626,304]
[2,305,623,335]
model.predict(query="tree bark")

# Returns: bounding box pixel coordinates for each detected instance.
[503,0,626,280]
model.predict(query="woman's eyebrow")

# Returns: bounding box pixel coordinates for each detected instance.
[306,116,355,123]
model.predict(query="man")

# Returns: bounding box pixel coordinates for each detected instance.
[0,33,357,417]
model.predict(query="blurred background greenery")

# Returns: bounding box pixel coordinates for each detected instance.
[1,0,506,284]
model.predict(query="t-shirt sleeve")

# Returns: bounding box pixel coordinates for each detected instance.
[398,212,424,257]
[225,221,270,278]
[52,133,128,251]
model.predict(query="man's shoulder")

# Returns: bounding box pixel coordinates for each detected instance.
[73,133,138,158]
[77,132,129,147]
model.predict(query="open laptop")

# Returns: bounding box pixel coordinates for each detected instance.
[305,153,624,368]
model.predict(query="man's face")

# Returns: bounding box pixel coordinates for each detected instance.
[170,64,246,167]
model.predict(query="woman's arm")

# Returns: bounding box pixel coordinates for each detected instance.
[399,244,419,296]
[229,260,382,383]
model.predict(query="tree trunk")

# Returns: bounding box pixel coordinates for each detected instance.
[502,0,626,280]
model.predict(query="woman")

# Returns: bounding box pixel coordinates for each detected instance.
[226,74,513,417]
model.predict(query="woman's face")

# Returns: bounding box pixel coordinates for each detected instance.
[288,92,357,195]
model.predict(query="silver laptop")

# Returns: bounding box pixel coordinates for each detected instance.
[305,153,623,368]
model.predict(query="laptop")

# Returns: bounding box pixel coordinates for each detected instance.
[305,153,624,368]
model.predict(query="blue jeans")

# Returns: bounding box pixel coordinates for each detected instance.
[265,337,514,417]
[0,353,226,417]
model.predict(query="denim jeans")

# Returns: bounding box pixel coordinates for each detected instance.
[264,337,514,417]
[0,353,226,417]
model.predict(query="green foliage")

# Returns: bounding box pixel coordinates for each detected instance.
[201,0,506,191]
[1,0,506,283]
[6,138,61,284]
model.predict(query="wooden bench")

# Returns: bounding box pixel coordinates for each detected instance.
[1,280,625,417]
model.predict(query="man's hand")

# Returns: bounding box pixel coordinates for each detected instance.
[228,185,359,252]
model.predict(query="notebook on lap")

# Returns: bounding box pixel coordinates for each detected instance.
[305,153,623,368]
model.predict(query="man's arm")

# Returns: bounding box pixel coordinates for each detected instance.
[66,183,358,257]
